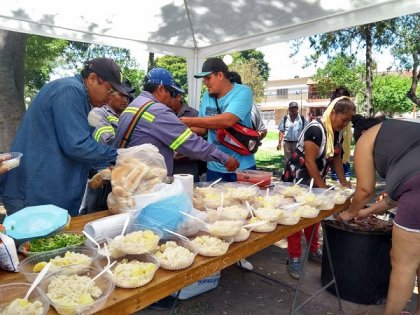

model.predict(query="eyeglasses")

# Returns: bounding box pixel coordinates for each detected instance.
[96,76,115,95]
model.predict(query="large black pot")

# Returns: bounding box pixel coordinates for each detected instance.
[321,220,392,305]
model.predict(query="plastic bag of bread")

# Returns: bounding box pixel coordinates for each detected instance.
[107,144,168,214]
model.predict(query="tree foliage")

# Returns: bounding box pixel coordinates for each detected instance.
[229,59,266,102]
[389,13,420,106]
[372,74,415,116]
[59,42,145,95]
[155,55,188,93]
[312,56,365,99]
[25,35,68,101]
[293,13,420,114]
[230,49,270,81]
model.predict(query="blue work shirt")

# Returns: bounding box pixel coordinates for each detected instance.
[199,83,256,173]
[1,75,117,216]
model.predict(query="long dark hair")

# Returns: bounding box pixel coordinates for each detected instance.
[352,115,383,142]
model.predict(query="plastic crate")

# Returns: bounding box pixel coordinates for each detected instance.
[235,170,273,187]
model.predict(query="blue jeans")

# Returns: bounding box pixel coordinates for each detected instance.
[206,165,257,182]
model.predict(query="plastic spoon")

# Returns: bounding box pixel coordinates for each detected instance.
[245,201,255,218]
[282,202,305,210]
[294,178,303,186]
[322,186,336,195]
[84,261,116,293]
[180,211,208,227]
[266,188,270,197]
[24,262,51,300]
[103,243,111,266]
[309,178,314,193]
[243,220,270,229]
[250,180,265,188]
[120,216,130,237]
[219,192,224,209]
[163,228,190,242]
[209,178,222,187]
[83,231,101,250]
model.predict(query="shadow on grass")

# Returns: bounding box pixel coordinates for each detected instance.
[255,149,284,177]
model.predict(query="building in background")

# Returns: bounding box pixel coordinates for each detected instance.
[258,76,330,129]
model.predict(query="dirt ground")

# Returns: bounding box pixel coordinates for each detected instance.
[138,240,418,315]
[138,140,419,315]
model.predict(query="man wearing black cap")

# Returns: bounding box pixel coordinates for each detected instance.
[277,101,307,166]
[181,57,255,182]
[114,67,239,176]
[1,58,126,216]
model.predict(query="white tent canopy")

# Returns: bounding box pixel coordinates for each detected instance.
[1,0,419,106]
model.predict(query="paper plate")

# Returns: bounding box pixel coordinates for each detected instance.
[3,204,69,240]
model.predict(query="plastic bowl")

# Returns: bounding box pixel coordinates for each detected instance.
[0,282,49,315]
[104,224,163,255]
[96,252,160,288]
[190,232,233,257]
[154,235,198,270]
[39,266,114,315]
[19,246,97,283]
[18,232,86,257]
[0,152,23,171]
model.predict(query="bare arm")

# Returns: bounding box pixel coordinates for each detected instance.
[190,127,207,136]
[277,131,284,150]
[331,155,350,187]
[304,140,328,188]
[338,125,381,221]
[180,112,239,129]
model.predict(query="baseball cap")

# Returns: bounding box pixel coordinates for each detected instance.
[194,58,228,78]
[145,68,185,94]
[289,101,299,108]
[122,79,136,100]
[84,58,128,97]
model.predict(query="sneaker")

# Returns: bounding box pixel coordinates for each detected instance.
[308,249,323,264]
[236,259,253,271]
[287,257,302,279]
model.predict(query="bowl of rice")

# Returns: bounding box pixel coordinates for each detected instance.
[95,253,160,288]
[154,236,198,270]
[19,246,97,283]
[105,224,163,255]
[39,265,114,315]
[0,282,49,315]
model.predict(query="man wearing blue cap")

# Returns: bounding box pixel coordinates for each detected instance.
[114,68,239,175]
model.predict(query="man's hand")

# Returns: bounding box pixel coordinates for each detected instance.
[337,210,358,222]
[224,156,240,172]
[0,153,12,175]
[276,143,282,151]
[339,180,352,188]
[180,116,193,127]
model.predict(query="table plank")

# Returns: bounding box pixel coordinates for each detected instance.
[0,201,349,315]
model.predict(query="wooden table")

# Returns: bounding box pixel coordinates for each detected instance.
[1,202,349,315]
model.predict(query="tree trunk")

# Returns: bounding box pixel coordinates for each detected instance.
[364,25,373,116]
[407,52,420,107]
[0,30,27,152]
[147,52,155,72]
